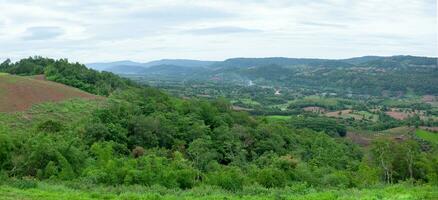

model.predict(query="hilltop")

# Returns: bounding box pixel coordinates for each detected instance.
[0,73,97,112]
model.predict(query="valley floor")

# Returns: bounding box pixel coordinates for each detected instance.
[0,181,437,200]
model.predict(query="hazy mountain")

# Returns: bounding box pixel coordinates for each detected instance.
[86,56,437,84]
[87,60,144,71]
[143,59,217,68]
[103,65,148,74]
[342,56,384,65]
[141,64,209,79]
[210,57,355,69]
[86,59,217,73]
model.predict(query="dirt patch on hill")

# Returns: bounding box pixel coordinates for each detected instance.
[347,132,372,147]
[325,109,365,120]
[30,74,46,81]
[422,95,436,103]
[420,126,438,132]
[302,106,325,113]
[385,111,410,120]
[0,74,98,112]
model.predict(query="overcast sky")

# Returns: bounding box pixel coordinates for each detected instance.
[0,0,436,62]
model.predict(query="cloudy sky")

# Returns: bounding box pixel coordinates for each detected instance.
[0,0,436,62]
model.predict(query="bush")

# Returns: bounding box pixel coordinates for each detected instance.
[321,171,352,188]
[10,178,38,189]
[37,120,63,133]
[206,166,246,191]
[0,131,14,170]
[255,168,287,188]
[132,146,145,158]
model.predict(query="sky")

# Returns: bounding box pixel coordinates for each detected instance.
[0,0,436,63]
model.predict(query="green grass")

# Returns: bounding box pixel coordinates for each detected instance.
[0,98,104,131]
[381,99,423,108]
[240,98,261,106]
[0,181,436,200]
[288,96,342,109]
[416,129,438,144]
[266,115,291,122]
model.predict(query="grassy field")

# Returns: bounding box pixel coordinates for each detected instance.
[0,181,436,200]
[0,98,104,131]
[266,115,292,122]
[416,129,438,144]
[288,96,340,109]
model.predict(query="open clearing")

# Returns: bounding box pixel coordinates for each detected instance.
[416,129,438,144]
[0,74,97,112]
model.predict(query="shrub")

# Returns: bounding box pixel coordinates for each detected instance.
[206,166,245,191]
[255,167,287,188]
[37,120,63,133]
[11,178,38,189]
[132,146,145,158]
[0,132,14,170]
[321,171,352,188]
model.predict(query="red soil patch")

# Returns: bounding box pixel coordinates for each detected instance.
[302,106,325,113]
[422,95,436,103]
[385,111,410,120]
[30,74,46,81]
[346,132,372,147]
[0,74,98,112]
[420,126,438,132]
[325,109,352,117]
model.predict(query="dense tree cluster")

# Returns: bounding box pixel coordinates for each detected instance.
[1,86,437,190]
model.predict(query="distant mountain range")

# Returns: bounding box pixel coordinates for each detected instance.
[86,55,438,96]
[87,55,437,74]
[87,59,218,74]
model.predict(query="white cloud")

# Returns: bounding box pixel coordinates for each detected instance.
[0,0,436,62]
[22,26,64,40]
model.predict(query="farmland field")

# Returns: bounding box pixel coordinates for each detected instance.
[416,129,438,144]
[0,74,97,112]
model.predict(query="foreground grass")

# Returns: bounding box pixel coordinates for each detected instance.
[0,180,437,200]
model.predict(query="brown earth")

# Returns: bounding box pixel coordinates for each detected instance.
[385,111,410,120]
[302,106,325,113]
[0,74,98,112]
[420,126,438,132]
[346,132,372,147]
[347,127,414,147]
[422,95,436,102]
[30,74,46,81]
[326,109,352,117]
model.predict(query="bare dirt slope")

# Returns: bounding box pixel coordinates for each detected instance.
[0,73,97,112]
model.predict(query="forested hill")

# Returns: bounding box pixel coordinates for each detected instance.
[211,55,437,68]
[86,55,438,96]
[87,55,437,71]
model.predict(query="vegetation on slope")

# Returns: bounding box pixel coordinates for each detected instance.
[0,57,437,199]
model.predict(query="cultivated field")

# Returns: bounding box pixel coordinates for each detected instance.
[0,74,97,112]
